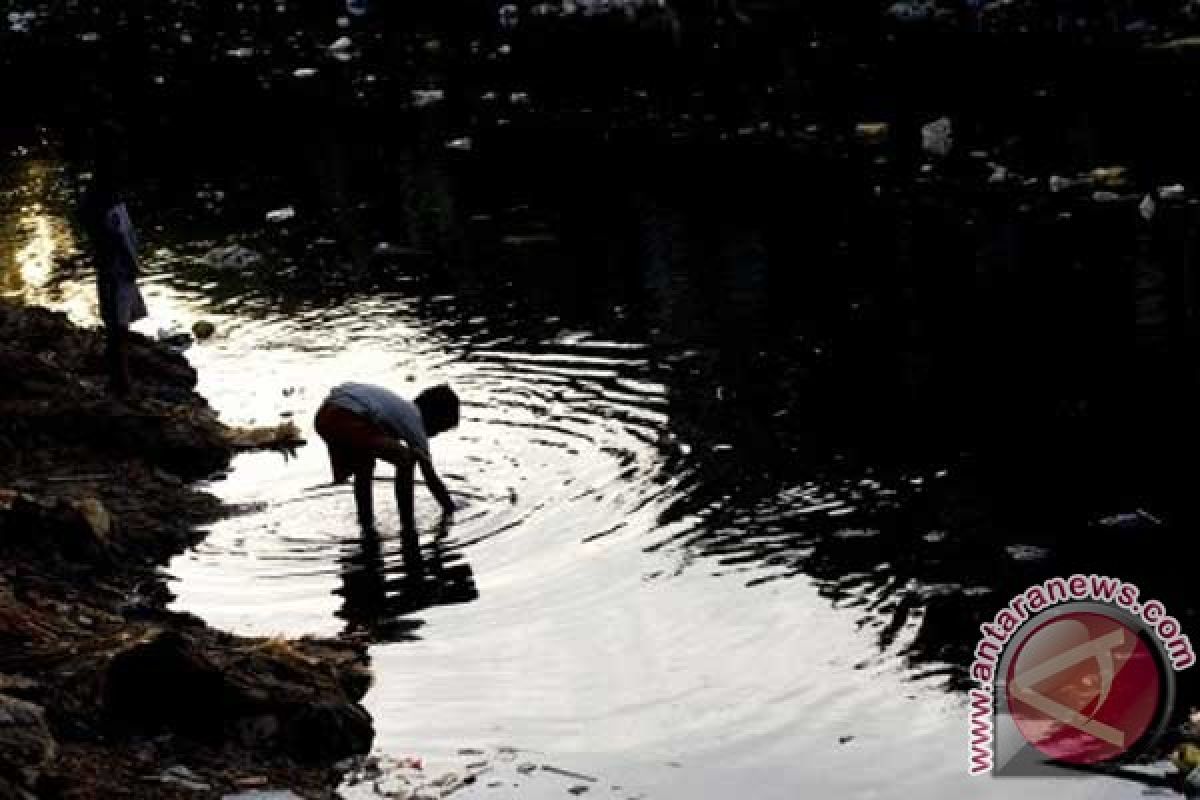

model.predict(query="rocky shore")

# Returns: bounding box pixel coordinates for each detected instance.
[0,301,374,799]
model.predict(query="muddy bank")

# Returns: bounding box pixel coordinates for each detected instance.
[0,300,372,799]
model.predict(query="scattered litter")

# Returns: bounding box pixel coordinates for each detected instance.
[569,787,590,796]
[987,164,1008,183]
[292,67,318,78]
[920,116,953,157]
[1140,193,1157,221]
[854,122,889,145]
[838,735,856,744]
[541,765,597,783]
[458,748,485,756]
[412,89,445,107]
[1049,175,1072,193]
[151,765,211,792]
[1160,183,1186,200]
[234,776,269,788]
[446,137,473,151]
[328,36,353,51]
[1004,544,1051,562]
[1095,508,1163,528]
[1089,165,1128,188]
[517,762,538,775]
[227,47,255,59]
[203,244,262,269]
[265,206,296,223]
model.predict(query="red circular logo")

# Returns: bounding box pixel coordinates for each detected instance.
[1005,610,1164,763]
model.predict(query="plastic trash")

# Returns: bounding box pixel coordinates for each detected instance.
[1092,190,1121,203]
[292,67,317,78]
[1160,183,1186,200]
[1095,509,1163,528]
[987,164,1009,183]
[1140,193,1157,221]
[921,117,953,157]
[265,206,295,223]
[1089,166,1128,188]
[346,0,368,15]
[155,766,211,791]
[445,137,473,151]
[1049,175,1072,193]
[854,122,889,145]
[412,89,444,107]
[328,36,352,51]
[203,245,262,269]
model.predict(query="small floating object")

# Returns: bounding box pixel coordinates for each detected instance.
[1092,190,1122,203]
[1159,183,1186,200]
[265,206,295,223]
[445,137,473,151]
[854,122,888,144]
[1140,194,1158,220]
[328,35,353,51]
[191,320,216,340]
[1089,165,1128,188]
[203,244,262,269]
[292,67,318,78]
[921,116,953,157]
[1095,508,1162,528]
[540,765,596,783]
[1049,174,1072,193]
[412,89,444,107]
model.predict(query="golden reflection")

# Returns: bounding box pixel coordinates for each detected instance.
[0,159,93,320]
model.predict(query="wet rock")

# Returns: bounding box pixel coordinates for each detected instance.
[104,630,373,762]
[0,694,56,794]
[192,320,217,340]
[0,492,114,562]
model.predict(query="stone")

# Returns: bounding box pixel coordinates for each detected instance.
[0,694,56,791]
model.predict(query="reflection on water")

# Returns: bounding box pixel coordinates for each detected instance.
[337,522,479,643]
[0,149,1177,799]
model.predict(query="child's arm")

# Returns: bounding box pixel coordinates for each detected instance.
[394,461,417,535]
[417,456,456,514]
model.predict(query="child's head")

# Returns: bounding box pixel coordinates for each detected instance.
[415,384,460,437]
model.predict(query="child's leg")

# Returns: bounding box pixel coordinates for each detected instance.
[353,459,376,530]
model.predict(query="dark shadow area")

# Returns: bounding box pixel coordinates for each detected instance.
[336,523,479,643]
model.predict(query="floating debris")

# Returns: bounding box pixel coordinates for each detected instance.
[265,206,296,223]
[203,244,262,269]
[412,89,445,107]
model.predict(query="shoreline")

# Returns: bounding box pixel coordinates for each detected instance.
[0,300,374,799]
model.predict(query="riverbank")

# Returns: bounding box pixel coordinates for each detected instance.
[0,300,374,799]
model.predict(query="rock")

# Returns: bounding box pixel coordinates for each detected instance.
[191,321,216,341]
[104,629,373,761]
[0,694,56,792]
[0,493,114,562]
[104,630,233,737]
[280,701,374,762]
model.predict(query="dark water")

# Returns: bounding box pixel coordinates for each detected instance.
[5,1,1200,796]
